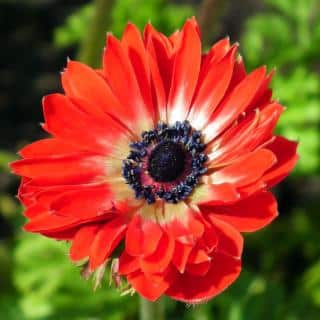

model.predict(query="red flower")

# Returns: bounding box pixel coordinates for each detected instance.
[11,18,298,303]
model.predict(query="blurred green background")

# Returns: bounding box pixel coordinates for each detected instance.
[1,0,320,319]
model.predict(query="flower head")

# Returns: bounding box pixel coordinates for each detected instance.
[11,18,298,303]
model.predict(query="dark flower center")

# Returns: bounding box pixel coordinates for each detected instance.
[122,121,208,204]
[148,141,186,182]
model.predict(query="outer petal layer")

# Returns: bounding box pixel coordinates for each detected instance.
[201,192,278,232]
[166,252,241,303]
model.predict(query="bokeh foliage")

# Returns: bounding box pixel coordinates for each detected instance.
[241,0,320,174]
[1,0,320,319]
[54,0,194,47]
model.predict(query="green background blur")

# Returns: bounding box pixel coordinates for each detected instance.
[1,0,320,319]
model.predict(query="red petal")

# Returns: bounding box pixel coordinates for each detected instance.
[140,232,175,273]
[50,184,114,219]
[167,19,201,124]
[225,56,247,95]
[243,103,284,151]
[264,136,299,187]
[121,23,155,122]
[172,241,193,273]
[188,248,211,264]
[164,204,204,245]
[20,183,99,210]
[186,16,201,37]
[200,225,219,253]
[204,66,267,142]
[186,261,211,276]
[238,180,266,198]
[34,185,84,207]
[206,191,278,232]
[144,23,173,101]
[24,204,45,218]
[43,227,78,240]
[70,224,100,261]
[127,269,175,301]
[211,148,277,187]
[123,215,144,256]
[19,138,81,158]
[169,30,182,49]
[140,220,163,256]
[125,215,163,257]
[24,212,81,233]
[89,217,128,270]
[166,252,241,303]
[11,154,105,185]
[103,35,154,133]
[17,178,35,207]
[188,46,236,130]
[42,94,129,156]
[246,69,275,112]
[61,60,130,124]
[118,251,140,275]
[200,38,231,83]
[146,41,167,121]
[191,183,240,206]
[208,216,243,258]
[207,103,284,165]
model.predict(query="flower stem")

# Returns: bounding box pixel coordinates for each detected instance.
[78,0,115,68]
[139,297,165,320]
[197,0,228,46]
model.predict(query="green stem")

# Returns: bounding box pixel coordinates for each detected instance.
[197,0,229,47]
[78,0,115,67]
[139,296,165,320]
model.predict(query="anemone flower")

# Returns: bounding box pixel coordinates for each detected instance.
[11,18,298,303]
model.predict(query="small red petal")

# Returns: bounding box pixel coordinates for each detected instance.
[70,224,100,261]
[225,56,247,95]
[89,217,128,270]
[166,252,241,303]
[127,268,175,302]
[165,209,205,245]
[246,69,275,112]
[125,215,163,257]
[118,251,140,275]
[208,216,243,258]
[140,232,175,273]
[188,247,211,264]
[172,241,193,273]
[264,136,299,187]
[186,260,211,276]
[200,38,231,81]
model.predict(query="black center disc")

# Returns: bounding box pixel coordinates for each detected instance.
[148,141,186,182]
